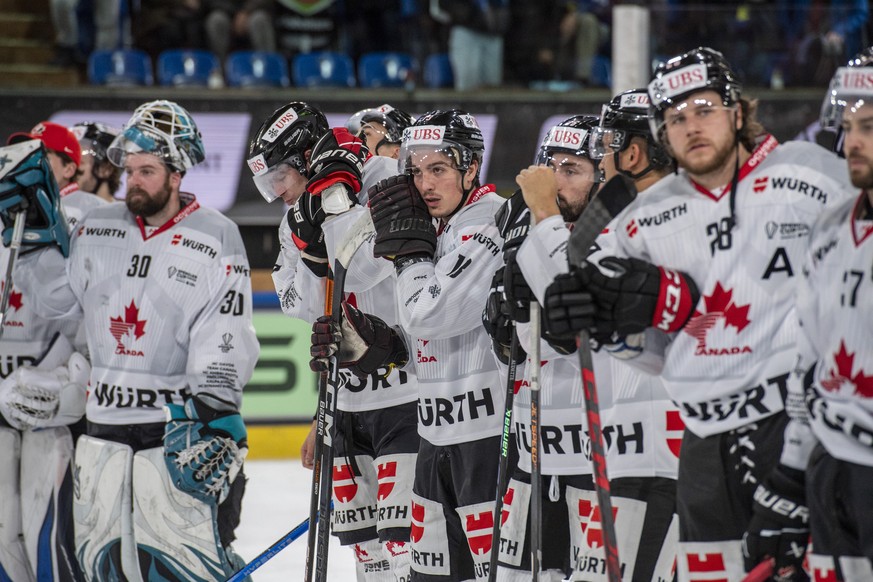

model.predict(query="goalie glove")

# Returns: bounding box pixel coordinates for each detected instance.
[306,127,369,215]
[309,302,409,378]
[742,465,810,582]
[163,397,247,504]
[286,194,328,277]
[368,174,436,264]
[0,352,89,431]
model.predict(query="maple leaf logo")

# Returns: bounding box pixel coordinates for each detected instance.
[0,281,23,313]
[109,300,147,350]
[821,341,873,397]
[683,282,751,352]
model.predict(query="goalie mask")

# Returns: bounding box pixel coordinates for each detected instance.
[247,101,329,203]
[647,47,741,145]
[107,100,205,173]
[0,140,71,256]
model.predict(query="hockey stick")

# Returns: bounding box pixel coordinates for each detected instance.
[528,302,543,581]
[0,209,26,340]
[487,332,520,582]
[566,174,638,582]
[741,559,775,582]
[304,271,335,582]
[310,211,378,582]
[226,515,310,582]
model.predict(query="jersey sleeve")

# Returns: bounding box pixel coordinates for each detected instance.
[322,206,392,293]
[15,246,81,321]
[271,216,327,323]
[186,224,259,413]
[395,218,504,340]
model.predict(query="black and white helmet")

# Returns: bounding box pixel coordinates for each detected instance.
[247,101,328,203]
[346,104,414,144]
[399,109,484,176]
[820,47,873,153]
[535,114,599,166]
[71,122,120,165]
[590,89,672,172]
[647,47,741,144]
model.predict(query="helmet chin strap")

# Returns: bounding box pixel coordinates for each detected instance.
[726,109,742,234]
[447,168,474,219]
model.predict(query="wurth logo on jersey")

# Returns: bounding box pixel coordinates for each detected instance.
[635,204,688,228]
[410,501,425,543]
[821,340,873,397]
[665,410,684,458]
[460,232,500,256]
[92,383,189,409]
[625,219,639,238]
[754,176,768,192]
[416,339,437,363]
[577,498,618,550]
[376,461,397,501]
[683,282,753,356]
[419,387,495,427]
[83,226,127,238]
[225,264,250,277]
[170,234,217,258]
[332,463,358,502]
[109,300,147,357]
[769,176,829,204]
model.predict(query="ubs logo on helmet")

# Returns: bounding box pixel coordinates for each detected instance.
[546,128,586,148]
[836,67,873,91]
[405,125,444,145]
[247,154,267,175]
[264,108,299,143]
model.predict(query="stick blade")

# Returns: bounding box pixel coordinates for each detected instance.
[567,174,637,268]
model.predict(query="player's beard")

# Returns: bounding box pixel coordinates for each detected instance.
[848,154,873,190]
[558,193,587,223]
[678,135,737,177]
[126,174,172,219]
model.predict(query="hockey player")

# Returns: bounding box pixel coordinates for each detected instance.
[543,47,853,581]
[71,121,123,202]
[13,100,259,581]
[0,121,105,582]
[248,102,420,581]
[773,58,873,581]
[346,104,415,160]
[365,109,508,580]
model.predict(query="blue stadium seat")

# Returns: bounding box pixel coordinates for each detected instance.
[157,49,220,87]
[87,49,153,86]
[423,53,453,88]
[225,51,290,88]
[292,52,355,87]
[358,52,416,88]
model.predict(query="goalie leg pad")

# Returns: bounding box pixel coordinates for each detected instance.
[0,427,34,582]
[132,447,236,581]
[73,435,140,581]
[20,427,81,582]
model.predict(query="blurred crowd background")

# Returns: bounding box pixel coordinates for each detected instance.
[11,0,869,90]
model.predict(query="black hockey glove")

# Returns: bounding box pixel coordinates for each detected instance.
[502,251,534,323]
[494,189,534,322]
[368,174,436,264]
[582,256,700,337]
[286,194,328,277]
[742,465,810,582]
[542,268,599,339]
[310,302,409,379]
[306,128,369,213]
[482,266,526,365]
[495,189,530,252]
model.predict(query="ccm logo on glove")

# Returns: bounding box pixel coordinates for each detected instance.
[654,267,696,333]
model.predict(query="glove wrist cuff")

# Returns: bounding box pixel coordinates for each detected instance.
[394,254,433,274]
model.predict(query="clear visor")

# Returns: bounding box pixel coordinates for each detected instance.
[399,142,467,176]
[345,108,376,134]
[251,160,305,203]
[650,97,736,142]
[820,67,873,131]
[588,127,627,159]
[107,125,173,169]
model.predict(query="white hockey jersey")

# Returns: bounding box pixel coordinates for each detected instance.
[16,193,259,424]
[610,136,853,437]
[517,215,679,479]
[0,185,104,377]
[392,185,507,446]
[799,192,873,467]
[273,154,418,412]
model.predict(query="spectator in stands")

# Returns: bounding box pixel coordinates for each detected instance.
[436,0,509,90]
[132,0,204,62]
[203,0,276,62]
[558,0,611,86]
[275,0,340,60]
[50,0,81,67]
